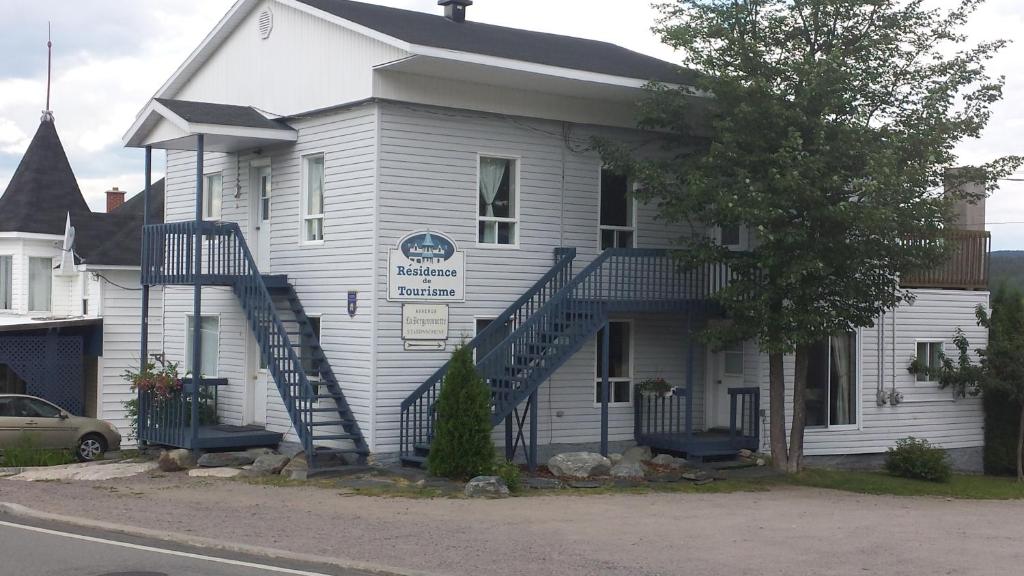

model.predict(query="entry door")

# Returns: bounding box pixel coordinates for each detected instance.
[246,335,270,426]
[708,343,745,430]
[250,164,272,271]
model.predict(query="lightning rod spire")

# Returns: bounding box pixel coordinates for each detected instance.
[42,22,54,122]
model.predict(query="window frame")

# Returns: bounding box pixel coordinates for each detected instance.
[301,153,326,245]
[203,172,223,220]
[914,340,945,384]
[27,256,53,313]
[715,224,747,250]
[598,168,637,251]
[475,153,521,249]
[805,330,861,431]
[184,314,221,378]
[0,255,12,310]
[593,320,634,407]
[722,342,745,377]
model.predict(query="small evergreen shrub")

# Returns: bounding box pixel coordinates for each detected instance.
[885,437,952,483]
[427,346,495,480]
[494,459,522,493]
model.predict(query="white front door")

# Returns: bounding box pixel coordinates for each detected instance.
[250,163,272,271]
[708,342,745,429]
[246,335,270,426]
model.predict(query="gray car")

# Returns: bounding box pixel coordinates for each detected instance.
[0,395,121,462]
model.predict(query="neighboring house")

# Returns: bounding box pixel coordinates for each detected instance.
[0,110,164,440]
[122,0,990,470]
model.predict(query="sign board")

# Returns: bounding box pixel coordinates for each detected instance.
[402,304,450,342]
[388,230,465,302]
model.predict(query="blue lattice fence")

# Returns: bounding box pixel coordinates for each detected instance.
[0,334,83,415]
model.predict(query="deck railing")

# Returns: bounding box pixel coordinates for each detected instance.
[728,387,760,447]
[634,385,760,455]
[138,379,220,448]
[902,229,991,290]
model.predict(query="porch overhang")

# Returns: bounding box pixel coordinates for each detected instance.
[122,98,298,152]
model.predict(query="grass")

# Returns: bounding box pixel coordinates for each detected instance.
[0,434,77,468]
[788,468,1024,500]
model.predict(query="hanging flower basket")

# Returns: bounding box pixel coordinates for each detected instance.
[637,377,673,398]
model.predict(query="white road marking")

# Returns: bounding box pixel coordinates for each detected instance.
[0,519,333,576]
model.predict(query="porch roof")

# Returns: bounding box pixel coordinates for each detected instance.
[0,316,102,333]
[123,98,298,152]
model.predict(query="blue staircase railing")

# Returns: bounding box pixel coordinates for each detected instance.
[399,247,725,463]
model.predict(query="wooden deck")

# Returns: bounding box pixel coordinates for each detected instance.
[639,430,759,459]
[191,425,284,450]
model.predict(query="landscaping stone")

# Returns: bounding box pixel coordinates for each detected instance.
[245,447,278,457]
[682,470,710,482]
[609,453,623,466]
[464,476,510,498]
[649,454,685,468]
[738,449,754,459]
[188,467,243,479]
[694,478,715,486]
[157,449,196,472]
[567,480,602,489]
[610,461,645,479]
[621,446,652,463]
[197,451,256,468]
[645,469,684,483]
[276,443,304,459]
[524,477,563,490]
[9,461,158,482]
[547,452,611,479]
[282,453,308,480]
[248,453,290,476]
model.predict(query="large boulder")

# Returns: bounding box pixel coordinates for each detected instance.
[197,451,256,468]
[547,452,611,479]
[249,453,291,476]
[281,453,309,480]
[649,454,686,469]
[158,449,196,472]
[610,461,645,479]
[621,446,653,464]
[464,476,510,498]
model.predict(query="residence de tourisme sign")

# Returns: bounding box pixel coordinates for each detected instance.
[387,230,465,302]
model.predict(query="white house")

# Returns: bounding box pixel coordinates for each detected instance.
[122,0,990,470]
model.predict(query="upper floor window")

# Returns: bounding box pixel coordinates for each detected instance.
[478,156,517,246]
[0,256,11,310]
[806,331,857,427]
[600,170,635,250]
[185,315,220,377]
[203,173,223,220]
[915,341,944,383]
[303,154,325,242]
[28,257,52,313]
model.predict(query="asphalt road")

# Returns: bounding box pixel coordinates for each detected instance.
[0,517,375,576]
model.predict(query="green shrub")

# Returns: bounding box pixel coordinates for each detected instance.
[983,388,1019,475]
[885,437,952,483]
[427,346,495,480]
[494,459,522,493]
[0,433,76,467]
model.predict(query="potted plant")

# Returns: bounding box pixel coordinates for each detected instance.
[637,377,674,398]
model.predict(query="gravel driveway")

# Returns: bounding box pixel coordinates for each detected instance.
[1,474,1021,576]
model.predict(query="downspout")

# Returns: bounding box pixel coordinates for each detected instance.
[876,312,886,406]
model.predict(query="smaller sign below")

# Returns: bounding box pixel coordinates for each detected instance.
[404,340,446,352]
[402,303,450,342]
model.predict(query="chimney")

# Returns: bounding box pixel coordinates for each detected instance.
[105,186,126,213]
[438,0,472,23]
[943,168,986,231]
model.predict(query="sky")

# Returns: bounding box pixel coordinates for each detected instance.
[0,0,1021,249]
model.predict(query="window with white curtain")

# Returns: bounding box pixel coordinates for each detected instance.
[0,256,11,309]
[478,156,517,246]
[915,341,943,383]
[805,331,857,427]
[203,173,223,220]
[185,315,220,377]
[303,154,325,242]
[28,257,52,312]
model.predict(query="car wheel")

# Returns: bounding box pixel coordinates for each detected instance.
[77,434,107,462]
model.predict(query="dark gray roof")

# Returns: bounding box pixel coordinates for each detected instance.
[295,0,694,85]
[155,98,293,130]
[72,179,165,267]
[0,119,91,235]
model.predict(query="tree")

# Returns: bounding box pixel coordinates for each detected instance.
[427,345,495,479]
[977,285,1024,480]
[601,0,1020,472]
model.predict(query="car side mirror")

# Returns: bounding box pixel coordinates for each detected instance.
[59,411,70,420]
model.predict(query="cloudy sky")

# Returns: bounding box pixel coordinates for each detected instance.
[0,0,1021,249]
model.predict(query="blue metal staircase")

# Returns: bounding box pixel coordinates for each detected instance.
[142,221,367,468]
[399,247,720,467]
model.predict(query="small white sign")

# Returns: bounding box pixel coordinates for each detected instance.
[388,230,465,302]
[402,304,450,341]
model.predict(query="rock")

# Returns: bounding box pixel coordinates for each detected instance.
[157,449,195,472]
[276,443,304,459]
[621,446,653,463]
[10,461,159,482]
[609,453,623,466]
[245,447,278,457]
[567,480,602,489]
[524,477,563,490]
[694,478,715,486]
[188,467,243,478]
[610,461,645,479]
[282,453,309,480]
[197,451,256,468]
[645,469,684,483]
[756,458,767,467]
[249,453,291,476]
[547,452,611,479]
[738,449,754,459]
[681,471,709,482]
[649,454,685,468]
[464,476,510,498]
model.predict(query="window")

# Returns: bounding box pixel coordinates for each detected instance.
[301,316,322,377]
[185,315,220,377]
[0,364,26,395]
[722,342,744,376]
[28,257,52,312]
[719,224,741,247]
[805,332,857,427]
[595,321,632,405]
[478,156,517,245]
[0,255,11,309]
[600,170,634,250]
[203,173,223,220]
[303,155,325,242]
[916,341,944,382]
[22,397,62,418]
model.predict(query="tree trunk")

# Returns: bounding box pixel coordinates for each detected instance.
[1017,403,1024,482]
[787,344,810,474]
[769,352,789,472]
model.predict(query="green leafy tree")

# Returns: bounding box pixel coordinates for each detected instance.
[601,0,1020,473]
[977,285,1024,480]
[427,346,495,480]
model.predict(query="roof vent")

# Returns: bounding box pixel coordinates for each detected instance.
[257,8,274,39]
[438,0,472,23]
